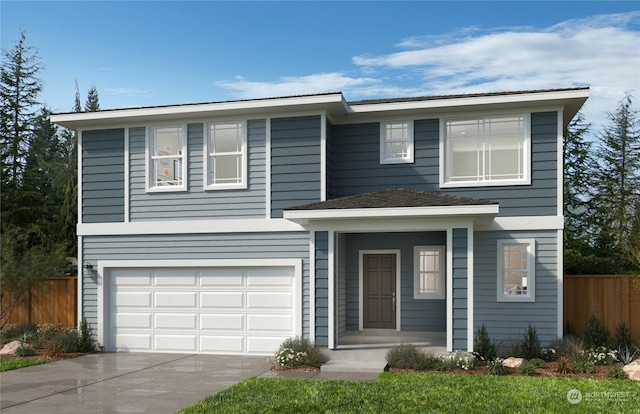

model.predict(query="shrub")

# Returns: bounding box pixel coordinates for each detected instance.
[540,347,557,361]
[584,346,617,365]
[564,320,575,337]
[529,358,546,369]
[14,344,36,357]
[583,316,611,348]
[386,344,418,369]
[556,356,573,374]
[412,349,440,371]
[434,360,452,371]
[445,350,477,371]
[12,322,37,340]
[48,341,63,359]
[486,358,508,375]
[607,366,629,379]
[517,362,538,376]
[614,322,633,349]
[509,340,522,358]
[274,337,321,368]
[53,330,79,353]
[617,345,639,365]
[520,324,542,360]
[573,360,596,374]
[474,324,498,361]
[77,318,96,353]
[552,335,584,360]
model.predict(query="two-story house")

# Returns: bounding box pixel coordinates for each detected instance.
[51,87,589,356]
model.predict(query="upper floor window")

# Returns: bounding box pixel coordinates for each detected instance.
[497,239,535,302]
[441,114,530,187]
[205,121,246,189]
[414,246,445,299]
[147,125,186,192]
[380,121,414,164]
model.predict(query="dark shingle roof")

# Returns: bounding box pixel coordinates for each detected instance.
[286,188,498,211]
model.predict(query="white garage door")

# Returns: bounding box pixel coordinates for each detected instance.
[107,266,296,355]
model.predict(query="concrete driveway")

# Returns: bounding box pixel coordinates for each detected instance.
[0,353,272,413]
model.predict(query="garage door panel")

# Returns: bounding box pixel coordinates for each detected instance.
[200,336,244,353]
[113,292,152,307]
[113,312,152,329]
[200,292,244,308]
[247,314,294,331]
[200,268,244,286]
[247,336,288,354]
[155,335,197,352]
[114,334,152,350]
[247,292,293,309]
[155,291,197,307]
[154,269,197,286]
[155,313,197,329]
[109,265,296,355]
[200,314,244,330]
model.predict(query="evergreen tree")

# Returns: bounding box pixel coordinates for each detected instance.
[593,93,640,272]
[0,31,43,224]
[84,84,100,112]
[74,79,82,113]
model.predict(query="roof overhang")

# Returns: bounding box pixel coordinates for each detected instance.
[50,93,350,130]
[283,204,499,227]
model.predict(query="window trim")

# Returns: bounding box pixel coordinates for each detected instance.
[414,245,446,300]
[203,120,248,190]
[497,239,536,302]
[146,124,187,192]
[380,120,414,164]
[439,114,531,188]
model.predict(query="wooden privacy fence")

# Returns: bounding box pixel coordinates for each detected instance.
[564,275,640,344]
[2,277,77,328]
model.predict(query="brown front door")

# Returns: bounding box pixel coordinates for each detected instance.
[363,254,396,329]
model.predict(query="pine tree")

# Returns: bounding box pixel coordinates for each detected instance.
[593,93,640,271]
[84,84,100,112]
[0,31,43,224]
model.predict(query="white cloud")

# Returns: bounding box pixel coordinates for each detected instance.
[104,87,153,97]
[216,12,639,131]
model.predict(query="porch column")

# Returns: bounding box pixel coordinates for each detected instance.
[452,228,469,350]
[313,231,329,347]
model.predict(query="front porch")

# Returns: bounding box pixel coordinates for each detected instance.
[321,330,447,373]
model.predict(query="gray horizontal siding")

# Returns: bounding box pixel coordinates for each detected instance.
[82,129,125,223]
[452,228,468,350]
[328,112,558,216]
[344,232,447,333]
[473,230,559,346]
[129,120,266,221]
[271,116,321,218]
[82,232,311,339]
[315,231,329,347]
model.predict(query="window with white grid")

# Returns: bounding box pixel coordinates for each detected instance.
[205,121,246,189]
[497,239,536,302]
[381,121,414,164]
[414,246,445,299]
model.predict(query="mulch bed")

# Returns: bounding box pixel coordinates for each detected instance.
[388,361,613,379]
[271,364,321,372]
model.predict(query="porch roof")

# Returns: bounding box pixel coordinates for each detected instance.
[283,188,499,225]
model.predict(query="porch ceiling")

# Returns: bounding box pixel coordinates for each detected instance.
[283,188,499,226]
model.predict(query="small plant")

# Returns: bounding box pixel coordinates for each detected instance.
[445,350,477,371]
[614,322,633,349]
[540,347,557,361]
[517,362,538,376]
[584,346,617,365]
[274,336,321,368]
[53,330,79,353]
[521,324,542,360]
[607,366,629,379]
[529,358,546,369]
[434,360,452,371]
[583,315,611,348]
[14,343,36,357]
[617,345,639,365]
[474,324,498,361]
[386,344,418,369]
[509,340,522,358]
[572,360,596,374]
[552,335,584,360]
[486,358,508,375]
[48,341,63,359]
[77,318,96,353]
[412,349,440,371]
[12,322,37,340]
[556,356,573,374]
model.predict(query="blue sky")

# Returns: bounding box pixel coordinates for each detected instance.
[2,1,639,130]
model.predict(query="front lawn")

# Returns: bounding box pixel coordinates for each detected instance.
[178,372,639,414]
[0,358,47,372]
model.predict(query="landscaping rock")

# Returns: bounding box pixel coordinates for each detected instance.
[0,340,22,355]
[503,357,526,368]
[623,359,640,381]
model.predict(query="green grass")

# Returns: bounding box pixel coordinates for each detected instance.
[178,373,639,414]
[0,358,48,372]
